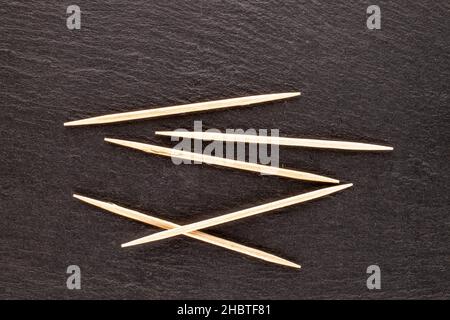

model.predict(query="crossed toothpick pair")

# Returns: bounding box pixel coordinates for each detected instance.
[66,92,392,269]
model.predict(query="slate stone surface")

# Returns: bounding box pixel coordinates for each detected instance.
[1,1,449,299]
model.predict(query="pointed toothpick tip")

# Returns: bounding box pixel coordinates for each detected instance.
[63,120,78,126]
[73,193,101,205]
[104,137,118,143]
[105,137,130,147]
[64,119,90,127]
[121,236,152,248]
[121,242,134,248]
[73,193,91,202]
[364,144,393,151]
[289,262,301,269]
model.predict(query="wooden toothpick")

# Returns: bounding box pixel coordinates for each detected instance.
[64,92,300,126]
[155,131,394,151]
[104,138,339,183]
[121,183,352,248]
[73,194,300,269]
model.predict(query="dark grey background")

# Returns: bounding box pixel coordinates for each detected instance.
[1,1,449,299]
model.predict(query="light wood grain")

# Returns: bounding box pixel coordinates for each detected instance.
[156,131,393,151]
[104,138,339,183]
[64,92,300,126]
[122,183,352,247]
[73,194,300,269]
